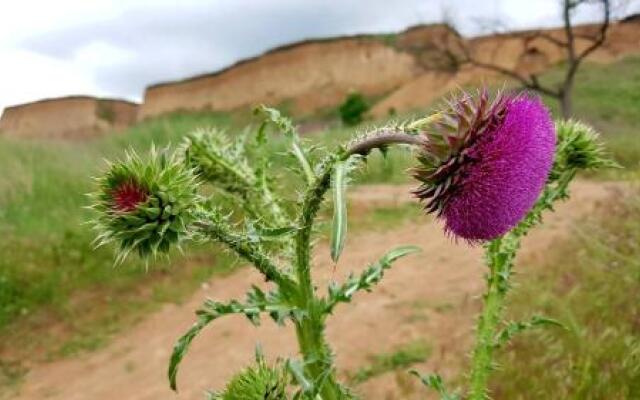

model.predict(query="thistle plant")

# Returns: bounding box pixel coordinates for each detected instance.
[88,90,612,399]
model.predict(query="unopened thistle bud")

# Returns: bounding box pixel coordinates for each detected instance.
[209,357,288,400]
[412,89,555,242]
[553,119,616,174]
[90,147,200,262]
[180,128,255,196]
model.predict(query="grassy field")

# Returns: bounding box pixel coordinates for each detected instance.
[0,55,639,391]
[491,184,640,399]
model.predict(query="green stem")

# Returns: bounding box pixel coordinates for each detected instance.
[195,220,297,294]
[468,239,508,400]
[291,131,426,399]
[295,309,343,399]
[467,170,578,399]
[294,155,343,399]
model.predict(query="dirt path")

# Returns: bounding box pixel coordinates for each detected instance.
[13,181,618,400]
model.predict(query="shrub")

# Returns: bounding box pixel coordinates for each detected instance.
[339,92,369,126]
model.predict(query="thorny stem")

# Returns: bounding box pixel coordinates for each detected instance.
[194,220,297,294]
[293,130,424,399]
[468,239,509,400]
[346,131,425,156]
[294,153,343,399]
[467,168,577,400]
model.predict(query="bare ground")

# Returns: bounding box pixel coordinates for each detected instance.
[12,181,618,400]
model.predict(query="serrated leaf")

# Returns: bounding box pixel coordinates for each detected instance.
[291,141,315,184]
[379,245,422,266]
[256,121,268,145]
[254,104,314,184]
[494,315,565,349]
[409,370,460,400]
[326,245,421,311]
[169,315,214,391]
[168,291,298,391]
[287,359,314,394]
[255,225,298,238]
[330,161,348,263]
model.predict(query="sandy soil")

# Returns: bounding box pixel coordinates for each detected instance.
[13,181,618,400]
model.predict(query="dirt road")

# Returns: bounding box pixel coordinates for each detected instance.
[13,181,617,400]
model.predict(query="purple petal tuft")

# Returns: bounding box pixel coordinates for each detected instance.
[441,95,555,241]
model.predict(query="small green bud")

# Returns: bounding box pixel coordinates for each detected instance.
[180,128,255,195]
[89,147,200,262]
[209,356,288,400]
[554,120,618,174]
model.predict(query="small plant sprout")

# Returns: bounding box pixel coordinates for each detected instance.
[88,90,613,399]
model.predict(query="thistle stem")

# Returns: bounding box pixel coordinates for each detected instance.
[295,311,343,399]
[194,220,297,293]
[346,131,425,156]
[467,170,578,399]
[294,154,343,399]
[468,239,508,400]
[289,129,426,398]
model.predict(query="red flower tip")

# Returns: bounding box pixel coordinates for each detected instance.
[112,181,148,212]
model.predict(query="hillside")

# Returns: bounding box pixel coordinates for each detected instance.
[1,19,639,139]
[0,97,138,139]
[140,20,640,119]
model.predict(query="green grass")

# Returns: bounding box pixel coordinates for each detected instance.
[349,340,432,384]
[490,185,640,399]
[0,111,240,365]
[538,56,640,176]
[0,54,639,387]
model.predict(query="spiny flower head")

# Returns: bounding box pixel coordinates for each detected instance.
[89,147,200,262]
[413,89,555,242]
[180,128,255,196]
[552,119,617,177]
[208,356,288,400]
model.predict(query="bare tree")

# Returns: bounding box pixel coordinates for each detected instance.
[454,0,611,118]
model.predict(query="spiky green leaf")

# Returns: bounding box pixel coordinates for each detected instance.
[169,287,297,391]
[494,315,565,349]
[254,104,314,184]
[327,245,421,311]
[410,371,460,400]
[330,161,348,263]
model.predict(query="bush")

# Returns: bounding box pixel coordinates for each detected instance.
[339,92,369,126]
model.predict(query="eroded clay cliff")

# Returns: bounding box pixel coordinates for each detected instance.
[141,20,640,120]
[0,97,138,139]
[2,19,639,139]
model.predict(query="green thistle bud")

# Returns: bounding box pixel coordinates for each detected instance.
[208,357,288,400]
[554,119,617,174]
[89,147,200,262]
[180,128,255,196]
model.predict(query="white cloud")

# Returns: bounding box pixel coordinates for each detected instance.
[0,48,106,112]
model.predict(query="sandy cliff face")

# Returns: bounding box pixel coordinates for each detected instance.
[3,19,639,139]
[0,97,138,139]
[140,21,640,120]
[139,25,466,120]
[139,36,425,119]
[372,20,640,116]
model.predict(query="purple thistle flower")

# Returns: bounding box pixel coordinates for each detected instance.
[413,90,555,242]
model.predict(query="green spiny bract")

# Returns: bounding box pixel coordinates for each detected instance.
[412,89,509,215]
[180,128,256,196]
[208,357,289,400]
[180,127,288,228]
[553,119,617,174]
[89,146,200,263]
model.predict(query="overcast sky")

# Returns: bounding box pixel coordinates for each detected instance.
[1,0,638,114]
